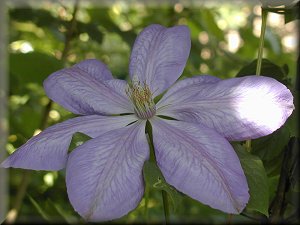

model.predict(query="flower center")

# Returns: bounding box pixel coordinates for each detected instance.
[126,78,156,119]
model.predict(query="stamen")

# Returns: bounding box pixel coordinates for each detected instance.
[126,78,156,119]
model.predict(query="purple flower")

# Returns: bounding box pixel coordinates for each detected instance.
[1,24,294,221]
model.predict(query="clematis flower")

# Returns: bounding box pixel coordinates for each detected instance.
[1,24,294,222]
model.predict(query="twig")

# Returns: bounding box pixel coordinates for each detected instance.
[61,0,80,63]
[268,137,298,223]
[5,1,80,223]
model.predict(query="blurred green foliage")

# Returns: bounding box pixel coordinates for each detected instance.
[5,1,298,224]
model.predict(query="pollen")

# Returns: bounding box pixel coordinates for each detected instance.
[126,78,156,119]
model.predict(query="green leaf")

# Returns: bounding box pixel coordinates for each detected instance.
[285,90,298,137]
[236,58,291,86]
[284,6,299,24]
[198,8,224,41]
[68,132,92,153]
[143,161,183,212]
[268,175,280,201]
[47,199,79,224]
[10,104,42,138]
[87,8,136,46]
[286,137,300,191]
[233,144,269,216]
[10,8,62,28]
[76,22,103,44]
[10,52,64,88]
[251,125,290,176]
[263,3,299,24]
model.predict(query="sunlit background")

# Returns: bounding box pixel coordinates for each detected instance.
[1,0,298,224]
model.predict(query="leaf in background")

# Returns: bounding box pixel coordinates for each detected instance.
[251,125,290,176]
[268,175,280,202]
[143,161,183,212]
[268,137,299,220]
[198,8,224,41]
[27,194,51,221]
[10,8,104,44]
[237,26,260,59]
[76,21,103,44]
[10,104,42,139]
[236,58,291,86]
[285,90,298,137]
[67,132,92,153]
[48,199,79,224]
[233,144,269,216]
[10,52,63,89]
[265,29,281,55]
[10,8,61,28]
[9,83,49,141]
[286,137,300,191]
[262,2,299,24]
[284,4,299,24]
[87,8,136,46]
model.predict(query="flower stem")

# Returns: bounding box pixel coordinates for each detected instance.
[256,8,268,76]
[144,185,149,223]
[246,7,268,152]
[162,190,170,224]
[145,122,170,224]
[245,140,252,152]
[226,214,233,224]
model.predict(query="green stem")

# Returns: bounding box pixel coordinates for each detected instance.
[144,185,149,223]
[245,140,252,152]
[144,122,153,224]
[162,190,170,224]
[226,214,233,224]
[256,8,268,76]
[246,7,268,152]
[146,122,156,162]
[145,121,170,224]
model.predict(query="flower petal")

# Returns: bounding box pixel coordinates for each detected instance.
[66,121,149,221]
[157,75,221,111]
[158,76,294,141]
[1,115,137,170]
[150,117,249,214]
[73,59,113,81]
[44,63,132,115]
[129,24,191,96]
[104,79,129,100]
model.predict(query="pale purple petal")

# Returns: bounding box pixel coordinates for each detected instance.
[1,115,137,170]
[73,59,113,81]
[66,121,149,221]
[44,65,133,115]
[104,79,129,100]
[158,76,294,141]
[129,24,191,97]
[150,117,249,214]
[157,75,221,110]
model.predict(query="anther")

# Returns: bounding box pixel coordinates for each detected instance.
[126,78,156,119]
